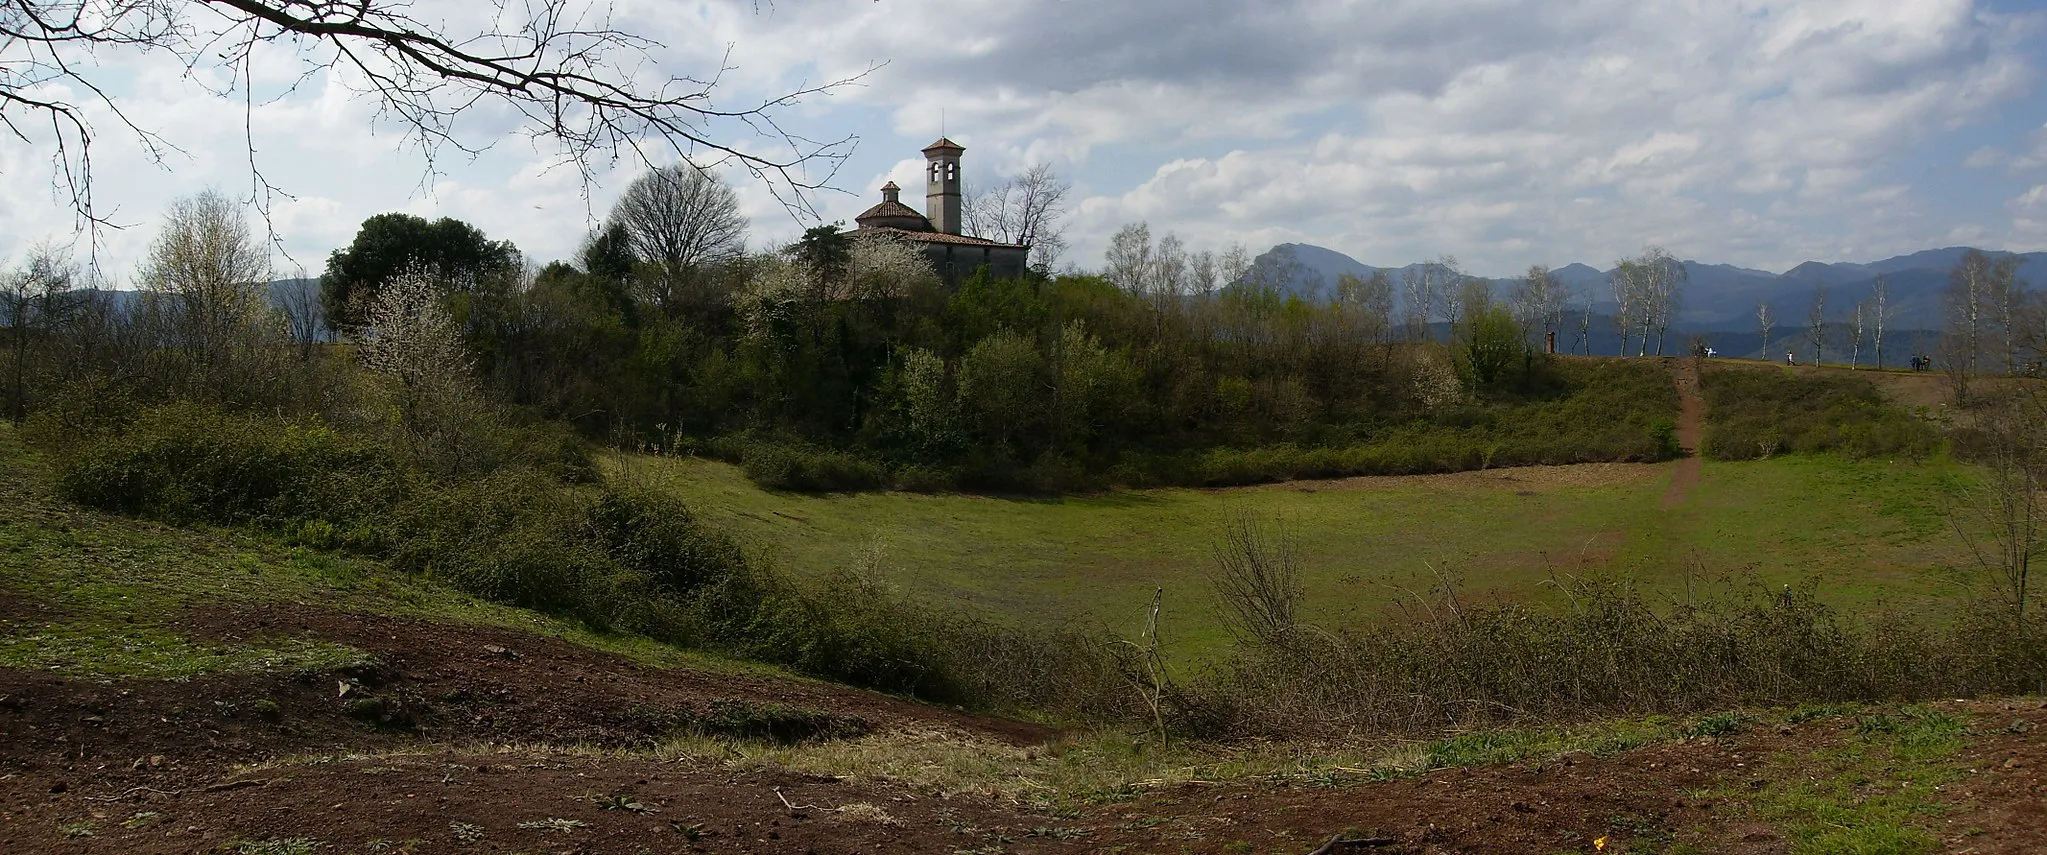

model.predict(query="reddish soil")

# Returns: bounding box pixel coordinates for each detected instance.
[1661,357,1704,510]
[5,595,2046,854]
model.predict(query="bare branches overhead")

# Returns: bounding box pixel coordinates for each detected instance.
[1,0,867,234]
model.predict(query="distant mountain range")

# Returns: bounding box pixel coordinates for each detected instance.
[4,279,334,340]
[1248,243,2047,337]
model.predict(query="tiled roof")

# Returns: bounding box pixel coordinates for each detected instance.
[853,200,929,228]
[921,137,965,154]
[863,226,1026,249]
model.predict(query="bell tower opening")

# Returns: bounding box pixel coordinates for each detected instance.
[922,136,964,235]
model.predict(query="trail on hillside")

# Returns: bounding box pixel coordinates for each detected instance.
[1662,358,1705,509]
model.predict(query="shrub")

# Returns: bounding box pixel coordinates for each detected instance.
[44,402,401,526]
[738,441,889,492]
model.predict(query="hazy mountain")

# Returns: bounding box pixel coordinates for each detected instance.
[5,279,333,341]
[1248,243,2044,342]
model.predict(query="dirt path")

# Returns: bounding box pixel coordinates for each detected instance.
[1662,357,1705,509]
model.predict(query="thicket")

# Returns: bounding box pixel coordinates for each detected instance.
[1177,577,2044,738]
[1700,366,1940,461]
[436,227,1685,492]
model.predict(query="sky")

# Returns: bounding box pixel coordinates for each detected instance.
[5,0,2047,283]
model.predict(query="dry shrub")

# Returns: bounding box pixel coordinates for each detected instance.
[1176,576,2046,739]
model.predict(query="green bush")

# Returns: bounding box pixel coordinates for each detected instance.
[738,441,889,492]
[43,402,401,526]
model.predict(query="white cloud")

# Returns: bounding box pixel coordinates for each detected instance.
[1,0,2045,281]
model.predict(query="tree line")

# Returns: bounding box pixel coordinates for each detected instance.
[2,167,1702,491]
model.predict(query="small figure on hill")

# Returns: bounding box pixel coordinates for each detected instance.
[1786,351,1796,366]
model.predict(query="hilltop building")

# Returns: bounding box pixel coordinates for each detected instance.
[853,138,1029,284]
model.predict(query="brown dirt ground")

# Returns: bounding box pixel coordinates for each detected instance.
[1661,357,1704,509]
[5,596,2046,854]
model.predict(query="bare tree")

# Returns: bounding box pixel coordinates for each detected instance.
[608,163,746,314]
[611,165,746,273]
[1805,286,1827,367]
[1945,250,1992,378]
[1217,243,1252,290]
[1,0,865,234]
[1871,275,1890,369]
[1104,222,1158,296]
[1849,299,1867,369]
[1575,284,1594,355]
[1512,264,1565,350]
[1989,257,2029,375]
[1954,386,2047,630]
[1402,256,1457,343]
[963,163,1071,271]
[1639,247,1685,356]
[1209,512,1303,648]
[2,242,80,422]
[1188,250,1218,297]
[1609,260,1638,356]
[1758,300,1775,362]
[275,274,327,360]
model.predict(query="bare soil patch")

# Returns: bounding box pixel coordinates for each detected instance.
[9,700,2041,854]
[1941,699,2047,854]
[1663,357,1705,509]
[7,594,2045,854]
[0,591,64,625]
[178,603,1054,747]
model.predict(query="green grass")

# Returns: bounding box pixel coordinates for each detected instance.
[618,451,1974,656]
[1711,705,1970,854]
[0,422,777,681]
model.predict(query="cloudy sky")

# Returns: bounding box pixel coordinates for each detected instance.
[5,0,2047,282]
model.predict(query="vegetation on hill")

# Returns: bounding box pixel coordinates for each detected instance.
[1700,365,1942,461]
[3,189,2044,746]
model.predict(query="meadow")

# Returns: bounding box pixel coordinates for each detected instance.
[620,447,1974,656]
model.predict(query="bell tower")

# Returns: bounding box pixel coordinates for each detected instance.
[922,137,964,235]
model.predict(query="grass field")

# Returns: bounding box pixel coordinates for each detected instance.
[618,449,1977,656]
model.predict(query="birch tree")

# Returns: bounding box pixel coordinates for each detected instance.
[1805,287,1827,367]
[1758,300,1775,362]
[1850,299,1867,369]
[1871,275,1891,369]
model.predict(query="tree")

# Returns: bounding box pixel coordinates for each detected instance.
[1954,385,2047,632]
[1512,265,1565,350]
[137,190,275,382]
[2,0,862,231]
[608,163,747,314]
[1945,249,1992,379]
[1871,275,1890,369]
[1638,247,1685,356]
[1,242,81,422]
[1609,260,1638,356]
[1805,287,1827,367]
[321,213,521,332]
[963,163,1071,271]
[1849,299,1868,369]
[1758,300,1775,362]
[1402,256,1456,343]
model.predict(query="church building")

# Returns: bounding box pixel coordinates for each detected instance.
[853,138,1030,284]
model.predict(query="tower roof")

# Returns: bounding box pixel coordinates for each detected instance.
[921,137,965,155]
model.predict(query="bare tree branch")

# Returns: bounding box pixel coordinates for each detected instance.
[1,0,870,245]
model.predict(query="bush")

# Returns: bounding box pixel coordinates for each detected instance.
[1175,577,2046,739]
[43,402,401,526]
[737,441,889,492]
